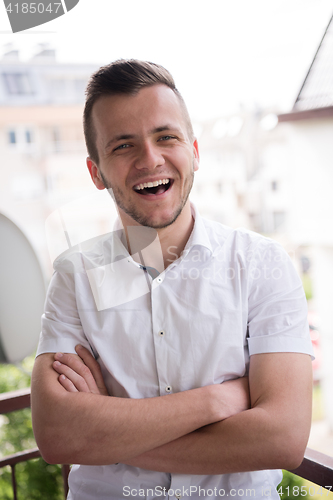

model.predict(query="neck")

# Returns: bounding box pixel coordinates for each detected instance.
[119,202,194,271]
[156,202,194,269]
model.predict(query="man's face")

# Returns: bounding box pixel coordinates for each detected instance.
[87,84,199,229]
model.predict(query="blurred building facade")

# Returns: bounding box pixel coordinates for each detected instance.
[278,14,333,433]
[1,22,332,435]
[0,45,98,274]
[192,14,333,434]
[192,108,288,237]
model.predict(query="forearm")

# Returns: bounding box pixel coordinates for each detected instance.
[124,405,308,474]
[125,353,313,475]
[33,387,216,465]
[32,354,240,465]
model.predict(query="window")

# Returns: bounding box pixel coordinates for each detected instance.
[25,130,32,143]
[7,127,34,148]
[52,127,61,153]
[8,130,16,144]
[2,73,33,95]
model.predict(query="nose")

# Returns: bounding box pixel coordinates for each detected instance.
[135,141,165,170]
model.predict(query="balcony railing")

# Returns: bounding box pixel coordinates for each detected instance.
[0,388,333,499]
[0,388,69,500]
[290,448,333,491]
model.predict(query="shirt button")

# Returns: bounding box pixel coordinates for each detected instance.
[159,330,165,337]
[165,385,172,393]
[157,277,163,283]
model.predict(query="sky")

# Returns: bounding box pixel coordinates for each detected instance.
[0,0,332,120]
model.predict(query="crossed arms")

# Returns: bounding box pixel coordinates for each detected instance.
[31,346,312,474]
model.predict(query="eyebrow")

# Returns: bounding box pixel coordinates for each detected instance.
[104,125,183,152]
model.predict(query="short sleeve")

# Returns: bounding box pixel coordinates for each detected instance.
[247,238,314,359]
[36,269,91,357]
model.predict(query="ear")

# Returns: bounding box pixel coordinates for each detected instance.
[86,157,105,190]
[193,139,199,172]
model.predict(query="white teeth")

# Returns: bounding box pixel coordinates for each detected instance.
[134,178,170,191]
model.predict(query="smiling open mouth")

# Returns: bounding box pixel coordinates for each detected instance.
[133,178,173,196]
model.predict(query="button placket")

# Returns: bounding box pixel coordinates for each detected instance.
[169,474,191,500]
[151,275,170,397]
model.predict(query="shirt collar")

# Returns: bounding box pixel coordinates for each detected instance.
[109,202,213,265]
[183,203,213,254]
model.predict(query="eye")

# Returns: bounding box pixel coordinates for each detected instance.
[158,135,176,142]
[114,143,130,151]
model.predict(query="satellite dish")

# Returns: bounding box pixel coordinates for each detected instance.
[0,213,46,364]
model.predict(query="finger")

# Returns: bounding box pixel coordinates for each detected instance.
[75,345,108,396]
[54,352,100,393]
[53,350,106,395]
[53,360,91,393]
[58,374,78,393]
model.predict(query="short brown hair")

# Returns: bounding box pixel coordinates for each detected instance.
[83,59,194,164]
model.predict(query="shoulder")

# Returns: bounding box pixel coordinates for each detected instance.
[53,232,117,274]
[202,217,281,258]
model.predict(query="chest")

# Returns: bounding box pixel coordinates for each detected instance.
[77,257,250,397]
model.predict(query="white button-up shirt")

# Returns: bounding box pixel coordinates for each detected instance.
[37,205,313,500]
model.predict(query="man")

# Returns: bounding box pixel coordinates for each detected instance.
[31,59,314,500]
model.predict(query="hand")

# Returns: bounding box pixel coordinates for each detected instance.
[209,377,250,421]
[220,376,251,418]
[52,345,109,396]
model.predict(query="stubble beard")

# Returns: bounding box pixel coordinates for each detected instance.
[99,165,195,229]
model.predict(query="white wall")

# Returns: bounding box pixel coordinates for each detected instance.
[281,119,333,246]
